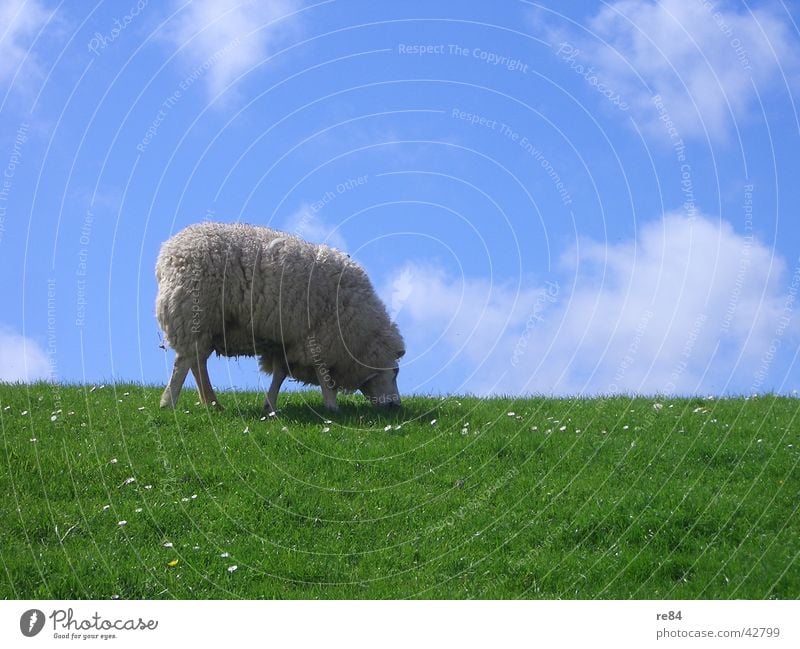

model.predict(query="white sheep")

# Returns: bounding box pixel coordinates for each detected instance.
[155,222,405,413]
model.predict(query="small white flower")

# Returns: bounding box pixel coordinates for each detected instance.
[322,427,330,433]
[50,415,57,422]
[220,551,230,558]
[559,426,567,431]
[281,426,288,432]
[110,458,118,464]
[122,477,136,485]
[243,426,250,434]
[118,520,127,526]
[653,403,663,411]
[623,425,629,430]
[461,427,468,435]
[29,438,37,443]
[191,494,197,499]
[531,426,538,430]
[384,425,392,432]
[324,419,332,424]
[227,565,238,573]
[181,497,189,502]
[144,484,153,490]
[123,392,130,396]
[135,508,143,513]
[163,542,174,548]
[430,419,437,425]
[21,410,28,416]
[507,412,515,417]
[137,406,145,411]
[102,504,111,511]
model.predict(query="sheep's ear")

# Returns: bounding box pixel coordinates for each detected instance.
[396,349,405,359]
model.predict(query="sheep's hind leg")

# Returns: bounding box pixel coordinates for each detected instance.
[263,362,287,415]
[191,352,223,410]
[160,355,192,409]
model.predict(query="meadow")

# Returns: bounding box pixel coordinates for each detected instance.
[1,383,797,599]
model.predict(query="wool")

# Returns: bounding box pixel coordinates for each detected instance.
[155,222,404,411]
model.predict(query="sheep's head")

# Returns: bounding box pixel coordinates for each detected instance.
[360,349,404,409]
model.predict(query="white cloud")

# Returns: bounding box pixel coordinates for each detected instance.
[166,0,302,98]
[0,0,51,89]
[384,261,539,363]
[388,266,414,322]
[539,0,798,139]
[390,214,797,396]
[282,203,348,251]
[0,327,51,383]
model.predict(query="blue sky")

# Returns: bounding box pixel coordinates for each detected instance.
[1,0,799,397]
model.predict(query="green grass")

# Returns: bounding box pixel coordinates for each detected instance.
[1,383,798,599]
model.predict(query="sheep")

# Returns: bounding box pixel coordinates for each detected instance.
[257,350,333,414]
[155,222,405,413]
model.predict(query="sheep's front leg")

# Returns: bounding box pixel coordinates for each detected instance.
[160,355,192,409]
[316,367,339,412]
[263,363,287,415]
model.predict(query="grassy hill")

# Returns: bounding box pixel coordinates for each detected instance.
[1,383,798,599]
